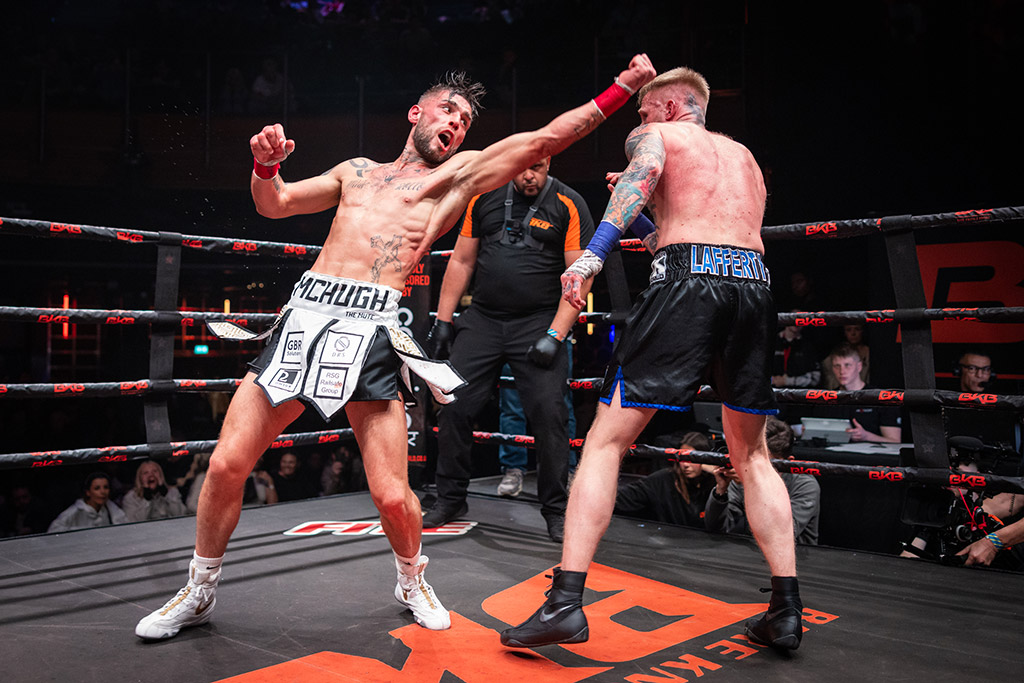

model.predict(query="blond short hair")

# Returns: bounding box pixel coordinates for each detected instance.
[637,66,710,110]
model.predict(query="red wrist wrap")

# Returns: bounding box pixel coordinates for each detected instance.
[593,82,632,118]
[253,158,280,180]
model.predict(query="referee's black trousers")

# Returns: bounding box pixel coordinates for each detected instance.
[435,306,570,518]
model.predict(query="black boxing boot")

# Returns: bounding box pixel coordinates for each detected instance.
[745,576,804,650]
[500,568,588,647]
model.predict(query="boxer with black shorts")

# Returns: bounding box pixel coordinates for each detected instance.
[135,56,656,642]
[502,67,805,652]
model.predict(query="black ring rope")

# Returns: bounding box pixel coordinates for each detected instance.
[0,306,277,327]
[4,206,1021,260]
[0,217,320,261]
[7,421,1021,495]
[5,304,1023,330]
[4,376,1021,414]
[0,428,355,470]
[2,207,1022,486]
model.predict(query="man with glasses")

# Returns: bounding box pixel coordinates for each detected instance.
[957,350,994,394]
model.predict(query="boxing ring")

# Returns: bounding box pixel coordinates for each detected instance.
[1,207,1023,682]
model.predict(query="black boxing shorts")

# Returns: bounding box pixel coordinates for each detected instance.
[246,272,466,420]
[600,242,778,415]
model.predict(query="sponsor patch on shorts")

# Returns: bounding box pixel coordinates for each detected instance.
[314,367,349,398]
[319,330,363,366]
[281,331,303,364]
[650,252,667,284]
[269,368,302,392]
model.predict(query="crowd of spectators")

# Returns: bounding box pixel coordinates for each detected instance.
[0,445,367,537]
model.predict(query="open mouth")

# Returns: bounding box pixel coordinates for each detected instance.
[438,131,453,150]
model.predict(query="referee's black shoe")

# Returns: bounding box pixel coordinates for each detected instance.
[500,568,588,647]
[744,576,803,650]
[421,501,468,529]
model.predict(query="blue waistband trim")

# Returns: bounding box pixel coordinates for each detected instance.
[722,401,779,416]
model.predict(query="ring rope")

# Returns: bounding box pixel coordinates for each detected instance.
[4,304,1023,330]
[0,217,320,261]
[0,306,277,327]
[0,428,355,470]
[5,206,1020,262]
[3,374,1019,413]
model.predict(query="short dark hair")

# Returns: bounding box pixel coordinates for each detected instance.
[765,416,795,458]
[959,348,992,363]
[83,471,109,492]
[420,71,486,120]
[831,343,861,362]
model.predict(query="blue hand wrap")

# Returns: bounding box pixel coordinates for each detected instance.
[586,220,623,261]
[628,212,656,239]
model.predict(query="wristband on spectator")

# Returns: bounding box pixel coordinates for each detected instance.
[546,328,564,342]
[585,220,623,261]
[986,532,1006,550]
[592,80,633,118]
[253,158,280,180]
[628,212,656,239]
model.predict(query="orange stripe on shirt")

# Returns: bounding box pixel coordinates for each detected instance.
[460,195,481,238]
[557,193,582,251]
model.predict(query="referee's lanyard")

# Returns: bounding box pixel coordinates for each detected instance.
[503,177,552,242]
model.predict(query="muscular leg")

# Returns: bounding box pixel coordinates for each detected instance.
[501,388,653,647]
[721,406,795,576]
[196,372,305,558]
[345,399,421,557]
[562,390,655,572]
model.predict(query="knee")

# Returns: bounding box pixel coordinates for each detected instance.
[206,451,252,490]
[373,486,413,520]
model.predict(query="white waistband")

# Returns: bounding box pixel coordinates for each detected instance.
[286,271,401,323]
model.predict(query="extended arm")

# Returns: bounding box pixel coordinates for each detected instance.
[561,124,666,307]
[249,123,346,218]
[526,249,595,369]
[441,55,655,219]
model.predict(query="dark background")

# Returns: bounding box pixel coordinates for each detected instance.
[0,1,1021,548]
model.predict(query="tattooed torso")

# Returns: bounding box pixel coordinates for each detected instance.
[621,122,767,253]
[310,155,470,289]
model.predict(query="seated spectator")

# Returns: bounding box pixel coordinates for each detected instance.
[0,484,50,537]
[186,454,278,512]
[815,343,901,442]
[614,432,717,528]
[122,460,189,522]
[48,472,127,532]
[955,349,995,394]
[771,314,821,388]
[943,349,1019,453]
[321,445,366,496]
[272,451,316,502]
[705,417,821,544]
[822,323,870,389]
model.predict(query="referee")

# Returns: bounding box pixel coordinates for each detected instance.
[423,157,595,542]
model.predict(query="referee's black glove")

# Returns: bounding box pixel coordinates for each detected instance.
[426,320,454,360]
[527,334,562,369]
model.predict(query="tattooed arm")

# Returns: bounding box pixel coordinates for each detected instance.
[561,124,666,307]
[249,123,357,218]
[601,124,666,232]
